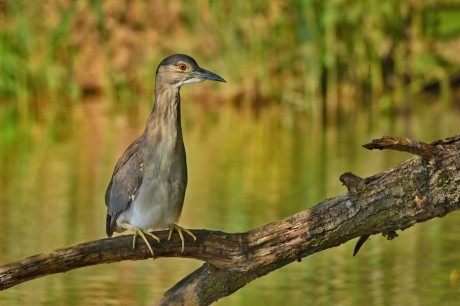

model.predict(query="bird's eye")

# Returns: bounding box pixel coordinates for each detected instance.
[178,63,187,71]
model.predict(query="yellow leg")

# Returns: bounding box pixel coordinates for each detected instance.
[168,224,197,253]
[122,223,160,256]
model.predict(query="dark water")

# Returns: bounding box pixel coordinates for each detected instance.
[1,95,459,305]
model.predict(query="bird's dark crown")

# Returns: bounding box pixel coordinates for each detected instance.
[157,54,199,71]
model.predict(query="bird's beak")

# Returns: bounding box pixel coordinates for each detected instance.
[194,67,226,83]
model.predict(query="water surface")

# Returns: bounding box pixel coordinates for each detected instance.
[1,96,459,306]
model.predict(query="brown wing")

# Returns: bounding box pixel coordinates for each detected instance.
[105,135,144,237]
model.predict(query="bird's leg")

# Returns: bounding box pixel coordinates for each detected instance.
[168,224,197,253]
[121,223,160,256]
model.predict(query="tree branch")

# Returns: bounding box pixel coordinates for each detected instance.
[1,136,460,306]
[362,136,440,158]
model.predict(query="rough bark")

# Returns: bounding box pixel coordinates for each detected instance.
[1,136,460,306]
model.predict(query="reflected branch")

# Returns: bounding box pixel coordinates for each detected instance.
[1,136,460,306]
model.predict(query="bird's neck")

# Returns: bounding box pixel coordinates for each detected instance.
[145,85,182,141]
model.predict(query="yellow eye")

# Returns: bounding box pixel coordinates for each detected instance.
[178,63,187,71]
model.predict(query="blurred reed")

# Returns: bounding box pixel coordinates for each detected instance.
[0,0,459,134]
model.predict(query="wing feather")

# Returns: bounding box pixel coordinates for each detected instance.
[105,136,144,236]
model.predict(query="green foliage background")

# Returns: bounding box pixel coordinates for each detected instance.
[0,0,459,128]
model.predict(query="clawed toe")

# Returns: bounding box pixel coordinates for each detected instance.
[168,224,196,252]
[122,223,160,256]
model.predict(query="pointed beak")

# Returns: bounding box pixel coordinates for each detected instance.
[194,67,226,83]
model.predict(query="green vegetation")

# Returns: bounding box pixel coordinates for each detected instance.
[0,0,459,130]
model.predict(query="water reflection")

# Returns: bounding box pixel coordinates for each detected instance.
[1,96,459,305]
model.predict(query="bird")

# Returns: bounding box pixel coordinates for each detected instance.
[105,54,226,255]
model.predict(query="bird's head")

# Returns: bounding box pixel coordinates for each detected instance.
[156,54,226,89]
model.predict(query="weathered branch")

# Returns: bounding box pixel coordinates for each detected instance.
[1,136,460,306]
[362,136,440,158]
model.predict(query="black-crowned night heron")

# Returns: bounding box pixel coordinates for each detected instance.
[105,54,226,255]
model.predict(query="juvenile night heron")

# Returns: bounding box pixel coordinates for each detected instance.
[105,54,226,255]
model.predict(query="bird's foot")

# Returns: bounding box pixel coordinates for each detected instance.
[133,229,161,256]
[168,224,197,253]
[122,223,160,256]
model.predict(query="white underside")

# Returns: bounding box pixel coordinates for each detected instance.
[115,177,185,231]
